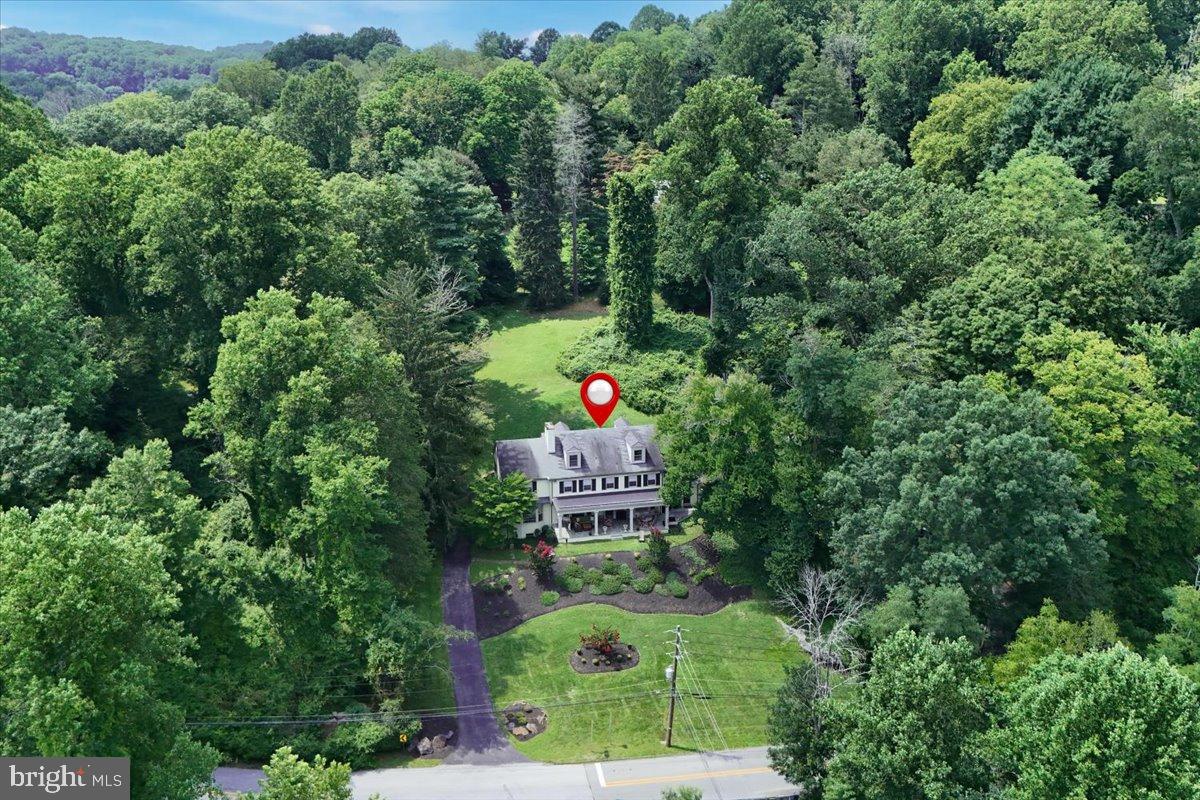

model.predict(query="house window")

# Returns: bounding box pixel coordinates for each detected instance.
[581,479,595,492]
[624,475,635,488]
[559,480,575,494]
[602,477,618,490]
[529,480,538,494]
[647,473,660,486]
[632,447,645,462]
[568,453,580,468]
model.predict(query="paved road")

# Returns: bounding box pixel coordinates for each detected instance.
[215,745,798,799]
[439,540,526,765]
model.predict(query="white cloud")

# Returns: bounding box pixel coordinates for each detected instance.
[307,23,337,34]
[524,28,543,45]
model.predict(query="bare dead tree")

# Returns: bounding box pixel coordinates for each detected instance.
[772,566,870,698]
[553,100,594,300]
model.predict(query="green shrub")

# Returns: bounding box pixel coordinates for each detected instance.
[633,575,657,593]
[558,574,584,593]
[615,563,634,583]
[517,575,526,591]
[592,574,626,595]
[640,566,664,585]
[585,567,604,586]
[679,544,707,570]
[692,566,717,584]
[540,590,560,606]
[601,559,622,575]
[555,309,707,414]
[562,562,586,581]
[665,573,689,598]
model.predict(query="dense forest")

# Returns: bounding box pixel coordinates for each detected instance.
[1,1,1198,798]
[0,26,271,115]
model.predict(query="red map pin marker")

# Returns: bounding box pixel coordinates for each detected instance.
[580,372,620,427]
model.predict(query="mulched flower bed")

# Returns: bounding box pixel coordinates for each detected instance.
[473,536,751,639]
[570,642,640,673]
[499,702,547,741]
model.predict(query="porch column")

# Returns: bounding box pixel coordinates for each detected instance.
[628,507,634,532]
[663,504,669,531]
[593,510,599,537]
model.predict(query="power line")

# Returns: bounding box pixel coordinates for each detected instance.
[187,684,667,728]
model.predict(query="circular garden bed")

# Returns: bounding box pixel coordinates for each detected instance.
[571,641,640,674]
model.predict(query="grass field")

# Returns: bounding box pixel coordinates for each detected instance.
[469,524,702,583]
[480,602,802,763]
[476,305,654,444]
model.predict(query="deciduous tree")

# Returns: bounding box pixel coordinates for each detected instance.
[997,646,1200,799]
[276,62,359,173]
[827,377,1105,632]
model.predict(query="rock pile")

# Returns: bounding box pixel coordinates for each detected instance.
[500,702,548,741]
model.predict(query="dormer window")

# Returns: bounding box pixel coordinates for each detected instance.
[632,447,645,463]
[567,451,581,468]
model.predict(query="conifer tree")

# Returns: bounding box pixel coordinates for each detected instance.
[606,169,655,345]
[513,107,566,308]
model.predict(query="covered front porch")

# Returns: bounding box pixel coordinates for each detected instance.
[554,489,669,539]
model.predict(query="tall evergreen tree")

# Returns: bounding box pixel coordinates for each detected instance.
[606,169,656,345]
[372,264,490,548]
[513,108,566,308]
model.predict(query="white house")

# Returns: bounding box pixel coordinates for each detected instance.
[493,419,691,540]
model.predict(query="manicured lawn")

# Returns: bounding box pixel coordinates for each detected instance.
[469,525,701,583]
[477,305,654,445]
[480,602,802,763]
[400,556,456,712]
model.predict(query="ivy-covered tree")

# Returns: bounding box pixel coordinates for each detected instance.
[513,108,567,308]
[606,169,656,346]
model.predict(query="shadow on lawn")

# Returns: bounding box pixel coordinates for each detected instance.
[479,379,592,442]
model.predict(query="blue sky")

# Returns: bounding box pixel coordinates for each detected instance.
[0,1,727,50]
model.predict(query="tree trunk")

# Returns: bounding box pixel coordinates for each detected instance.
[1165,182,1183,239]
[704,273,716,322]
[570,210,580,300]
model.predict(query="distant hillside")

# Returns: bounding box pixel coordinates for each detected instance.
[0,26,272,115]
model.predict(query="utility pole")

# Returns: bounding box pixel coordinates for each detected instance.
[664,625,681,746]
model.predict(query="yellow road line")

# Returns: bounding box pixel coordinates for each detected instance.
[601,766,774,788]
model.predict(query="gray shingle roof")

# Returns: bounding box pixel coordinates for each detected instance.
[494,418,662,480]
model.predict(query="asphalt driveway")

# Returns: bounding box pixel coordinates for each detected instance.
[440,540,528,765]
